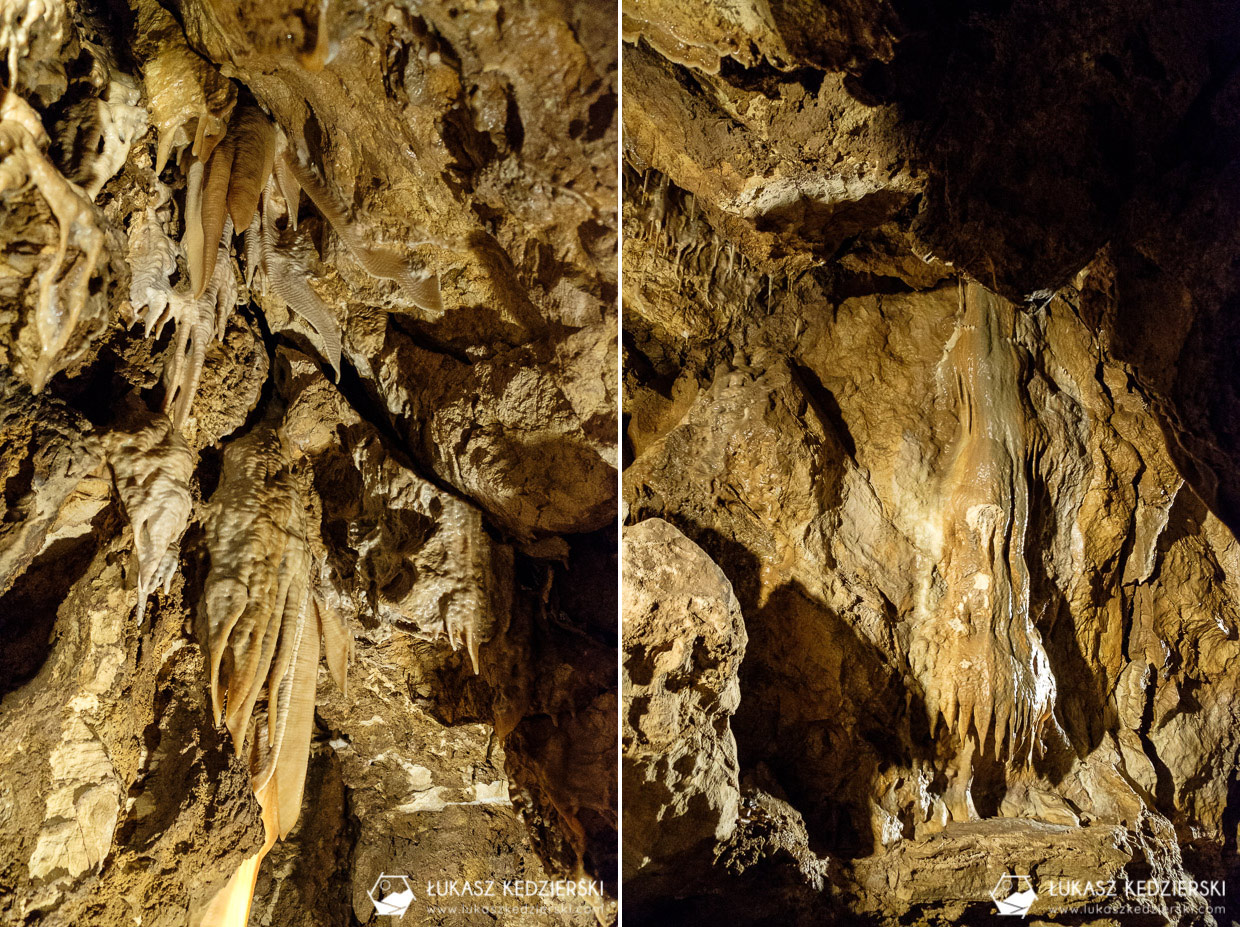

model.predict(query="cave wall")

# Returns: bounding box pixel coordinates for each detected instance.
[7,0,1240,923]
[0,0,616,925]
[621,0,1240,923]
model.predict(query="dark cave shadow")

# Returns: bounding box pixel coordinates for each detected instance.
[623,889,880,927]
[1189,776,1240,925]
[180,518,212,663]
[636,517,933,864]
[736,579,935,861]
[1023,466,1109,789]
[1155,479,1214,558]
[0,504,116,701]
[788,362,857,461]
[492,564,620,896]
[1104,243,1240,545]
[459,228,560,340]
[1025,457,1221,821]
[252,748,355,926]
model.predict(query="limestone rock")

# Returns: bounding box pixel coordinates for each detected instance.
[623,1,1240,921]
[0,515,262,927]
[277,346,513,672]
[0,369,103,599]
[0,0,617,923]
[622,518,746,890]
[172,0,619,541]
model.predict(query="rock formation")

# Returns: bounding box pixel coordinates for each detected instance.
[622,518,746,894]
[622,0,1240,923]
[0,1,616,925]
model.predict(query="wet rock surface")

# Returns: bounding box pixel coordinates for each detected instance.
[622,0,1240,923]
[0,0,616,925]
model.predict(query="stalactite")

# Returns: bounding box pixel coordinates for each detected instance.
[106,404,194,622]
[164,217,237,429]
[0,85,105,392]
[909,280,1059,823]
[182,153,206,295]
[225,105,275,230]
[197,133,235,298]
[279,140,443,314]
[1,3,64,87]
[439,500,496,674]
[132,0,236,174]
[57,73,148,201]
[253,179,342,379]
[272,130,300,230]
[200,423,350,927]
[127,203,183,338]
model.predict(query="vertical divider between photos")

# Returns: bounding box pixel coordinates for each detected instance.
[614,0,626,920]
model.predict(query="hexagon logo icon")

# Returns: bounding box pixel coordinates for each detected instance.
[991,873,1036,916]
[369,873,415,917]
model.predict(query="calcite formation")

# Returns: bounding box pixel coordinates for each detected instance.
[0,86,106,392]
[622,0,1240,923]
[909,281,1059,824]
[132,0,236,174]
[104,402,194,621]
[0,0,616,925]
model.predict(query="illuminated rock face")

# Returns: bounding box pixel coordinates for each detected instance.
[909,282,1059,825]
[622,0,1240,922]
[0,0,616,925]
[622,518,746,893]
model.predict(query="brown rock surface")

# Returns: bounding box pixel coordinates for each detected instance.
[622,0,1240,923]
[0,0,616,925]
[622,518,747,892]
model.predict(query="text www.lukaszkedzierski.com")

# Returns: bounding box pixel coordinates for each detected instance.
[424,904,598,917]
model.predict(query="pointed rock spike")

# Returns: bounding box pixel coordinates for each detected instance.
[227,106,276,230]
[183,155,206,298]
[197,135,236,299]
[316,598,350,697]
